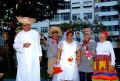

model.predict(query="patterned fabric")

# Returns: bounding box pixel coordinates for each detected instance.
[51,36,59,44]
[78,40,97,72]
[82,38,90,51]
[92,55,119,81]
[94,55,111,71]
[92,79,118,81]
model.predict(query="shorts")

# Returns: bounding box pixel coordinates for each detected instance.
[47,57,56,74]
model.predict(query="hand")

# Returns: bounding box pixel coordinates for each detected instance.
[56,60,60,65]
[77,61,80,67]
[91,50,95,54]
[41,35,45,40]
[23,43,31,48]
[110,65,115,71]
[39,56,42,61]
[81,51,86,56]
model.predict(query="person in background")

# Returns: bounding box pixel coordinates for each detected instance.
[92,30,118,81]
[40,33,48,72]
[78,27,97,81]
[41,26,62,81]
[52,29,80,81]
[13,16,42,81]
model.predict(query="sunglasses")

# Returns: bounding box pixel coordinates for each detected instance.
[52,32,58,34]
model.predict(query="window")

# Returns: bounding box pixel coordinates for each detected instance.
[101,0,109,2]
[41,27,48,33]
[105,26,110,31]
[59,2,70,9]
[64,2,70,9]
[103,6,109,12]
[51,13,70,21]
[72,2,80,9]
[110,26,115,31]
[61,13,70,20]
[72,14,80,20]
[110,6,115,11]
[54,14,59,21]
[103,16,109,21]
[114,25,119,31]
[84,13,92,19]
[110,15,118,21]
[51,14,59,21]
[83,1,92,8]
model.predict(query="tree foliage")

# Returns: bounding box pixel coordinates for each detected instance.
[0,0,65,21]
[60,20,91,32]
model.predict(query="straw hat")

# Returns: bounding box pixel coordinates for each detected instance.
[83,27,92,35]
[16,16,36,25]
[49,26,62,36]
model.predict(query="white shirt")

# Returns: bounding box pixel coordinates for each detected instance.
[96,41,116,65]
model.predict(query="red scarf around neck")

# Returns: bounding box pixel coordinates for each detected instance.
[51,36,59,44]
[82,38,90,51]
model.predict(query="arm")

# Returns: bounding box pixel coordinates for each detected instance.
[91,42,97,57]
[56,41,63,64]
[107,41,116,70]
[76,49,80,66]
[38,44,42,57]
[41,35,47,46]
[109,42,116,66]
[13,35,24,53]
[56,48,62,65]
[76,42,80,66]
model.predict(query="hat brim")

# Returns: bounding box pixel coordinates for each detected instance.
[83,28,93,34]
[16,16,36,25]
[49,27,62,36]
[83,32,92,35]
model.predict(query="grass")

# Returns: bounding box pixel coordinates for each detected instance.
[0,47,48,79]
[0,59,47,79]
[3,70,47,79]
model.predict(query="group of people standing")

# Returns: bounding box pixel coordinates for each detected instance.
[13,16,118,81]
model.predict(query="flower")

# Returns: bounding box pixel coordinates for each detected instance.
[52,66,63,74]
[51,41,54,44]
[68,56,73,62]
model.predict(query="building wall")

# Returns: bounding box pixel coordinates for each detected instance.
[95,0,119,34]
[31,0,120,47]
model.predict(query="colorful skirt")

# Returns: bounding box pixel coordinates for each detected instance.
[92,55,119,81]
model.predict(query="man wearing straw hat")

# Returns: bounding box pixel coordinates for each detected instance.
[41,26,62,81]
[13,16,42,81]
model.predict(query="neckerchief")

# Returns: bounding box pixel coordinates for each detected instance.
[82,38,90,51]
[51,36,59,44]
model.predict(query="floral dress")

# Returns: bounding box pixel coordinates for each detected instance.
[52,40,80,81]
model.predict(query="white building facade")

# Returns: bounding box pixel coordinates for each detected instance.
[32,0,120,47]
[95,0,119,35]
[32,0,95,37]
[94,0,119,47]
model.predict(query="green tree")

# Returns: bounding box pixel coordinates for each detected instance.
[0,0,65,21]
[93,15,106,33]
[60,19,91,32]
